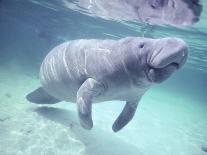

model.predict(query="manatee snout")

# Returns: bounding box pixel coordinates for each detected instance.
[150,38,188,69]
[147,38,188,83]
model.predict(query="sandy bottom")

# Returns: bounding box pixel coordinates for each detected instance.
[0,63,207,155]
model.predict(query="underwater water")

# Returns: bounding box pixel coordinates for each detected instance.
[0,0,207,155]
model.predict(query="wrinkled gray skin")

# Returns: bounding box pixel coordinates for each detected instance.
[26,37,188,132]
[69,0,202,26]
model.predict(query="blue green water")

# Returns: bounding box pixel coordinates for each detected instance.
[0,0,207,155]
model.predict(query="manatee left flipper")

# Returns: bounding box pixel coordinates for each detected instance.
[112,99,140,132]
[26,87,61,104]
[77,78,105,130]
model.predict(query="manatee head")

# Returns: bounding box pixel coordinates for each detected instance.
[118,37,188,84]
[124,37,188,83]
[126,0,202,26]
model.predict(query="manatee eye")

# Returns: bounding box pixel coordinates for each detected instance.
[150,0,165,9]
[139,43,144,48]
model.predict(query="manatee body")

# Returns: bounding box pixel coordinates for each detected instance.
[66,0,202,26]
[26,37,188,132]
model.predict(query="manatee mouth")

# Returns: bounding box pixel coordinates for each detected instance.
[147,62,179,83]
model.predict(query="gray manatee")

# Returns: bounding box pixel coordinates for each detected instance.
[65,0,202,26]
[26,37,188,132]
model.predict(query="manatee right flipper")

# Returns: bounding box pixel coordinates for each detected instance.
[112,99,140,132]
[77,78,105,130]
[26,87,61,104]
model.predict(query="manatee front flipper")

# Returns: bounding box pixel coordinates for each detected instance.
[77,78,105,130]
[112,99,140,132]
[26,87,60,104]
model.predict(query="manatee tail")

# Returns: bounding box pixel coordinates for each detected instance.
[26,87,61,104]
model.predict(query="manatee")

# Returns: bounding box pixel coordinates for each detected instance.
[64,0,202,26]
[26,37,188,132]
